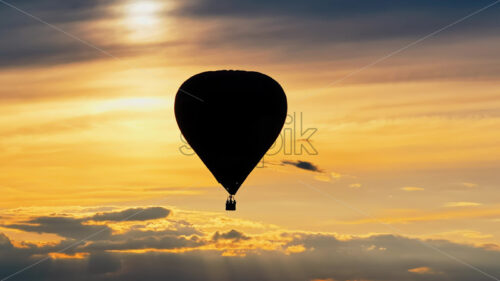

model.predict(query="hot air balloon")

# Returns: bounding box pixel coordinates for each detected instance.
[174,70,287,211]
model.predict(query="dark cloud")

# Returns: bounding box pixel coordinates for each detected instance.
[282,160,322,172]
[4,216,112,241]
[1,0,111,25]
[0,0,121,67]
[167,0,500,87]
[87,252,121,274]
[85,222,203,251]
[2,207,171,241]
[1,229,500,281]
[0,233,13,250]
[178,0,500,45]
[2,206,500,281]
[212,229,250,241]
[1,0,499,69]
[90,207,171,222]
[178,0,497,19]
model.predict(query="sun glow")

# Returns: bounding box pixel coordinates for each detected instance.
[123,1,166,42]
[90,97,167,113]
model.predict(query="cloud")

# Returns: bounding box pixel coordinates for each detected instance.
[330,172,344,180]
[444,202,482,208]
[85,234,202,251]
[0,0,497,94]
[212,229,250,242]
[177,0,498,20]
[3,216,112,241]
[401,186,425,191]
[408,266,440,275]
[90,207,171,222]
[438,181,485,191]
[1,207,500,281]
[87,252,122,274]
[0,233,13,250]
[282,160,322,172]
[462,182,478,188]
[349,183,362,189]
[1,0,498,74]
[0,0,122,67]
[176,0,500,51]
[315,172,355,183]
[2,207,171,240]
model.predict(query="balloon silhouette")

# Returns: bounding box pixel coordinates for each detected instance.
[175,70,287,210]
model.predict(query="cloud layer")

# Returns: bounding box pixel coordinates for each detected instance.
[2,0,499,70]
[1,206,500,281]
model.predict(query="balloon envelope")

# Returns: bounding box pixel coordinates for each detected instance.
[175,70,287,195]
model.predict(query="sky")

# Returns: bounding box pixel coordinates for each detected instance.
[0,0,500,280]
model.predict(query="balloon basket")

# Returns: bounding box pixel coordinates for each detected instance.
[225,196,236,211]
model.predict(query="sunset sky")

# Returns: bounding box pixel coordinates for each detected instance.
[1,0,500,280]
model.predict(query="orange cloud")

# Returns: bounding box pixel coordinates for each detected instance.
[408,266,439,275]
[444,202,482,208]
[48,252,89,260]
[401,186,424,191]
